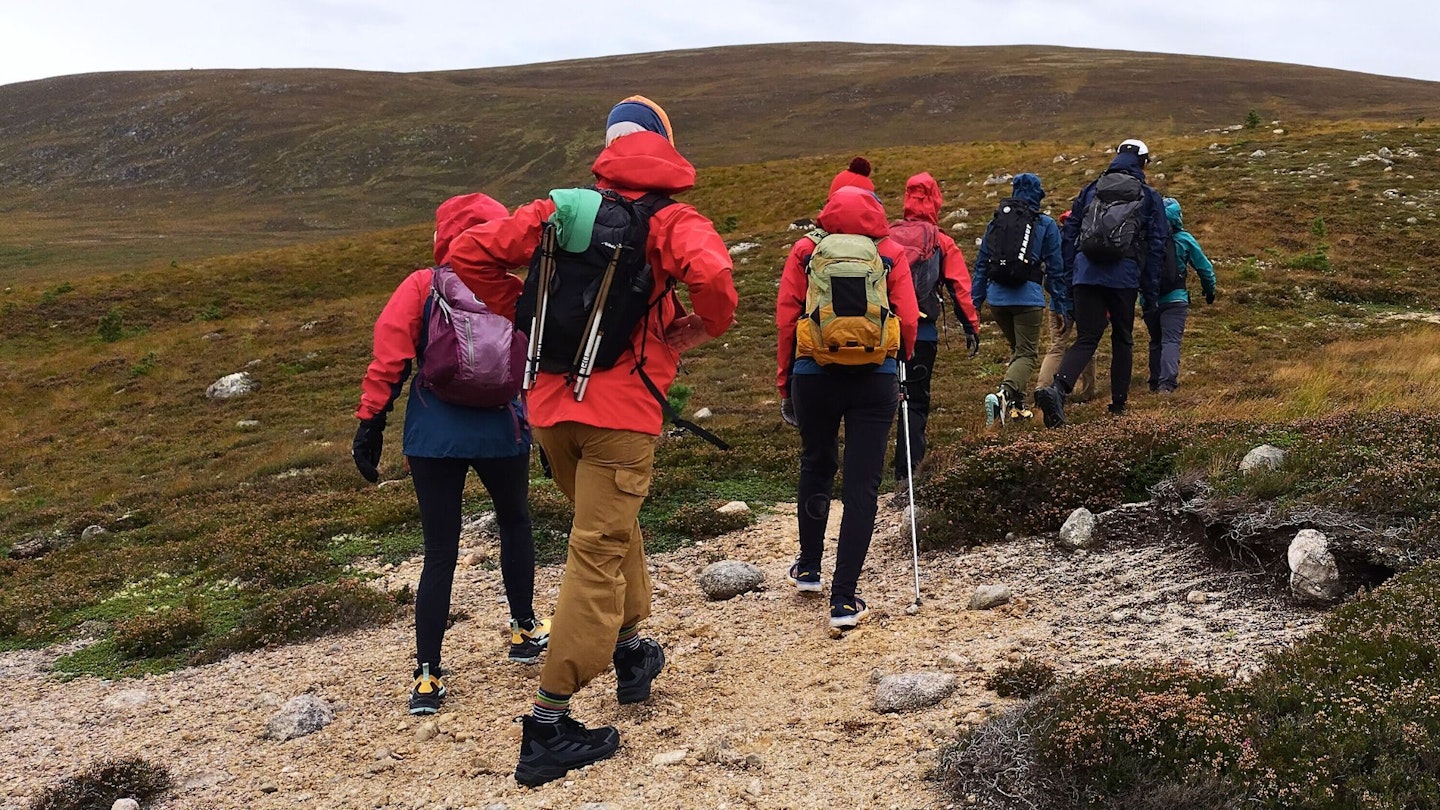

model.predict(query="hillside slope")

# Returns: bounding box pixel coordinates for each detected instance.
[3,43,1439,279]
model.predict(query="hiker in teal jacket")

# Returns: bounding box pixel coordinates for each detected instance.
[1142,196,1217,392]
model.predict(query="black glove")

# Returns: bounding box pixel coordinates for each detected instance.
[352,415,386,483]
[962,321,981,357]
[1205,291,1216,305]
[780,398,798,429]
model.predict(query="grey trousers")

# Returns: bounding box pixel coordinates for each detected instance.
[1144,303,1189,392]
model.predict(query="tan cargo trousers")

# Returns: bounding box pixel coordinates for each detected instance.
[533,422,656,697]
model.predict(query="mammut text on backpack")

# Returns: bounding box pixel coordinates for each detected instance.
[986,198,1043,287]
[795,230,900,367]
[1077,172,1146,262]
[515,188,673,392]
[888,219,944,320]
[417,265,526,408]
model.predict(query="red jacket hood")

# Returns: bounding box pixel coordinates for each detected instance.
[901,172,943,224]
[817,186,890,238]
[592,131,697,195]
[434,193,508,265]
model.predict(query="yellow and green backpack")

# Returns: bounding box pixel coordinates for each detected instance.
[795,229,901,367]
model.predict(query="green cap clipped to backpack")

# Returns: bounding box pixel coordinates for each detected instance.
[547,188,604,252]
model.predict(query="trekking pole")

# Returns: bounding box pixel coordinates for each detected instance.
[524,226,558,390]
[572,244,622,402]
[898,360,922,608]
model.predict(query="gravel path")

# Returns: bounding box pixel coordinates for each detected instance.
[0,503,1320,810]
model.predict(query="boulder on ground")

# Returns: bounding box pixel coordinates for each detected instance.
[265,695,334,741]
[1058,507,1100,549]
[1288,529,1344,602]
[697,561,765,601]
[874,672,958,713]
[206,372,258,400]
[1240,444,1286,472]
[968,584,1013,610]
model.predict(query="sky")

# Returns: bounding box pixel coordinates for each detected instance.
[4,0,1439,88]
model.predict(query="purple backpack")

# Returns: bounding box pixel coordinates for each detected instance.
[416,265,525,408]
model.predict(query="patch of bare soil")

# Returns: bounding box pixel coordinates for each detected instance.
[0,503,1321,810]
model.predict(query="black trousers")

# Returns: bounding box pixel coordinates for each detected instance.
[893,339,938,482]
[408,453,534,668]
[792,371,898,606]
[1055,284,1137,407]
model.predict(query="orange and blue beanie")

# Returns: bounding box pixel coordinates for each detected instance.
[605,95,674,147]
[829,156,874,196]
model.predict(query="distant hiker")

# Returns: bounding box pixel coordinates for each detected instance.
[352,192,550,716]
[830,155,875,196]
[1036,210,1098,402]
[887,171,980,479]
[1035,139,1169,428]
[776,184,921,630]
[971,173,1069,426]
[1144,196,1217,392]
[446,95,738,787]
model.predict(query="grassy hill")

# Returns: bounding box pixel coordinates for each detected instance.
[4,43,1440,281]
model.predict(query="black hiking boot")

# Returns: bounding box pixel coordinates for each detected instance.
[408,663,446,715]
[1034,384,1067,429]
[514,714,620,787]
[614,638,665,705]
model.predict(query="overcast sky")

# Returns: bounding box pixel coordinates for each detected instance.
[4,0,1437,87]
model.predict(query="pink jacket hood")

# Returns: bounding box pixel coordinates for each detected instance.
[816,186,890,239]
[591,130,697,195]
[901,172,943,225]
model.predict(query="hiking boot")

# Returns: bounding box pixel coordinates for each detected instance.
[408,663,446,715]
[787,561,823,594]
[514,714,621,787]
[830,597,870,630]
[983,392,1001,427]
[1007,395,1034,421]
[1108,401,1127,416]
[614,638,665,704]
[1034,385,1067,429]
[509,617,551,664]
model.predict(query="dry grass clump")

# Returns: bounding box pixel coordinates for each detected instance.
[27,756,171,810]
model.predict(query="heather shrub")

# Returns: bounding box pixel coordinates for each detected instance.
[917,417,1189,546]
[985,659,1058,699]
[196,578,393,662]
[27,755,171,810]
[660,502,754,544]
[110,603,206,659]
[1037,663,1255,802]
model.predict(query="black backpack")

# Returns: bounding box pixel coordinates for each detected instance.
[515,187,729,450]
[1159,234,1185,296]
[516,189,673,377]
[1077,171,1146,262]
[985,198,1043,287]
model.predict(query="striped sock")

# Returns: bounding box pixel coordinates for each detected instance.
[531,689,570,724]
[615,623,642,653]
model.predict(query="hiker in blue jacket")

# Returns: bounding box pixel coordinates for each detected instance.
[1143,196,1217,393]
[1034,139,1170,428]
[971,172,1070,426]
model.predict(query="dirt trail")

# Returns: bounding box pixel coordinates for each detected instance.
[0,504,1319,810]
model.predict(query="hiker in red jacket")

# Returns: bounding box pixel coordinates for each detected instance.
[776,184,921,630]
[887,172,980,484]
[448,96,738,787]
[352,192,550,716]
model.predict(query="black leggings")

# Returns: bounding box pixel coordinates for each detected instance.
[408,453,534,668]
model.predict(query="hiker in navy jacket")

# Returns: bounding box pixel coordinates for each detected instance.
[1034,139,1170,428]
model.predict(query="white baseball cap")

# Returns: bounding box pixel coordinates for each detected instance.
[1118,139,1149,156]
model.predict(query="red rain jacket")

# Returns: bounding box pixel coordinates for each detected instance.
[448,132,738,435]
[900,172,979,330]
[775,186,921,394]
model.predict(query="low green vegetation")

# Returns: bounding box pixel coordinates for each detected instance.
[941,560,1440,809]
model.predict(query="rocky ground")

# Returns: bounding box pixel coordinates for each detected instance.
[0,502,1321,810]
